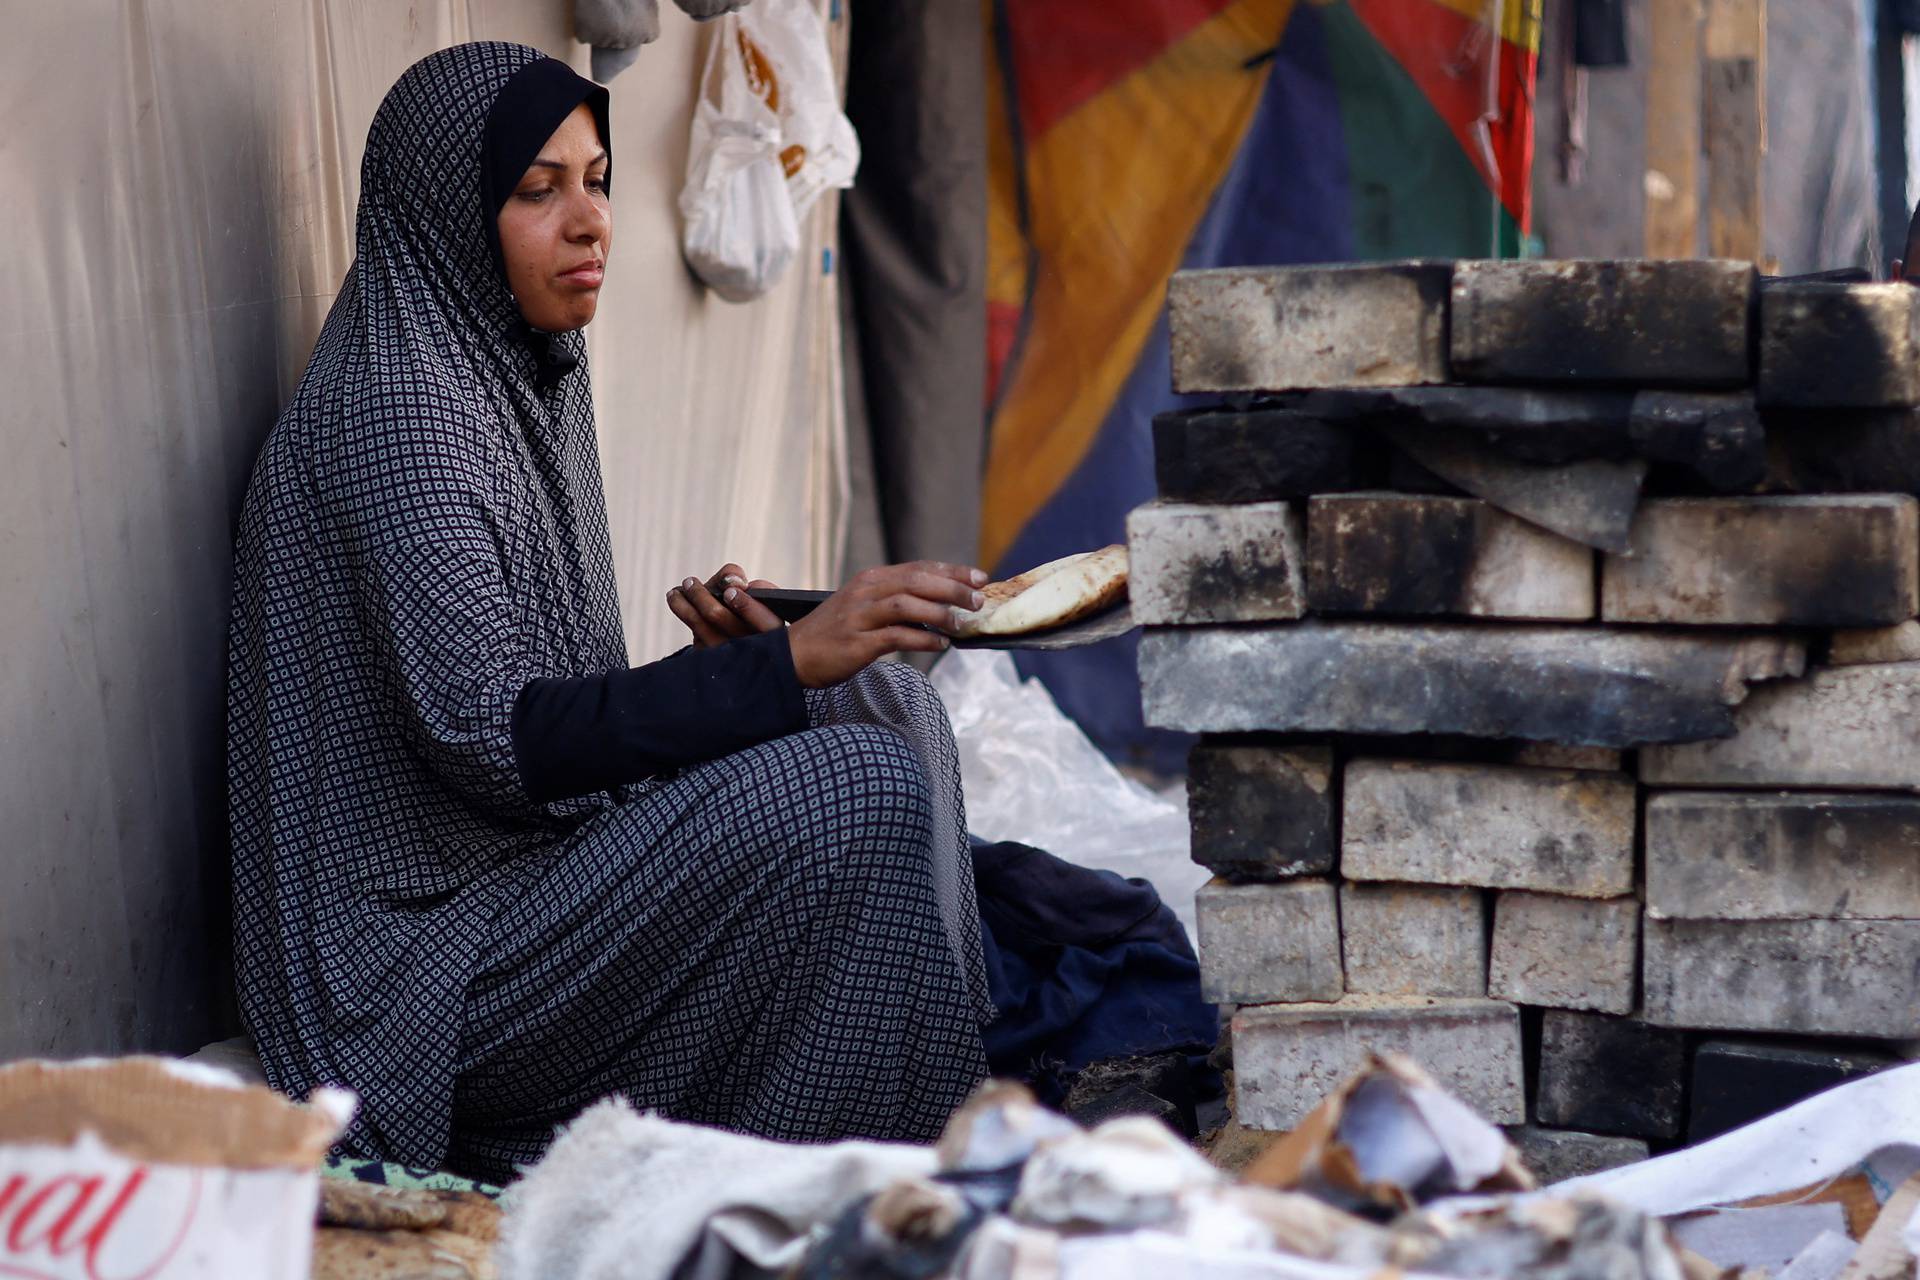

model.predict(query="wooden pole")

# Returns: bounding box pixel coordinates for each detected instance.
[1704,0,1767,262]
[1645,0,1705,258]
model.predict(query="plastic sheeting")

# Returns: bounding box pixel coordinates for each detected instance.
[0,0,850,1057]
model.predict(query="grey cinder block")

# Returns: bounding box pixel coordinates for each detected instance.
[1506,1127,1652,1184]
[1487,893,1640,1015]
[1759,282,1920,408]
[1342,762,1637,898]
[1644,918,1920,1037]
[1195,878,1343,1005]
[1340,883,1487,998]
[1152,408,1363,504]
[1307,493,1594,621]
[1232,996,1525,1130]
[1187,742,1335,882]
[1602,496,1919,627]
[1642,665,1920,791]
[1139,623,1805,747]
[1169,262,1452,393]
[1451,259,1755,387]
[1645,791,1920,920]
[1536,1011,1687,1141]
[1127,501,1306,625]
[1828,622,1920,666]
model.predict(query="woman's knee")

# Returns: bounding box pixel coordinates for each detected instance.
[785,723,934,851]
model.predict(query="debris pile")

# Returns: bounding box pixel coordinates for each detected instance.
[1136,259,1920,1167]
[499,1055,1920,1280]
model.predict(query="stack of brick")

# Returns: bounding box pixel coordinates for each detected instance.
[1134,259,1920,1179]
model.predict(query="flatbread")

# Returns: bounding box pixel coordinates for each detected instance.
[950,545,1129,637]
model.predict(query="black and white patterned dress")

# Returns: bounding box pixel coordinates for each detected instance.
[227,42,988,1183]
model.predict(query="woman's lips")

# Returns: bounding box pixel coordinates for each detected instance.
[558,263,604,288]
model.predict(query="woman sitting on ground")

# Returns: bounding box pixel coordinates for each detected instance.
[227,43,997,1183]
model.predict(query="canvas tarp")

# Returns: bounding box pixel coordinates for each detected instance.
[0,0,852,1058]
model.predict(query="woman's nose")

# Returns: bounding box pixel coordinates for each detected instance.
[565,188,610,243]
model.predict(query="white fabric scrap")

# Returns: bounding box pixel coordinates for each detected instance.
[498,1099,935,1280]
[1668,1202,1849,1274]
[1473,1063,1920,1219]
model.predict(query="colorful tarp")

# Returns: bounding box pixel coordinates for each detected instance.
[983,0,1542,768]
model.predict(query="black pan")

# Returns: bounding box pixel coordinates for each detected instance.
[744,588,1135,651]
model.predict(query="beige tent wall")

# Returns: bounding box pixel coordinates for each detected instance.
[0,0,847,1058]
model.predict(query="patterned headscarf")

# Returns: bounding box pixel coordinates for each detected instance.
[229,42,629,1163]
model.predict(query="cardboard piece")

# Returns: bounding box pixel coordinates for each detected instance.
[1241,1052,1534,1212]
[1780,1231,1861,1280]
[0,1057,353,1280]
[1738,1174,1882,1242]
[1840,1171,1920,1280]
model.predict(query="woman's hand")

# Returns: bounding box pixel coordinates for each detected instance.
[666,563,784,648]
[786,562,988,688]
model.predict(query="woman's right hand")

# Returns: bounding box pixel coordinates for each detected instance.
[787,562,988,688]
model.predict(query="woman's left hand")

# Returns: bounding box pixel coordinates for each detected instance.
[666,563,784,648]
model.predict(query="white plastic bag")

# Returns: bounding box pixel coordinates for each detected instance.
[930,650,1207,938]
[679,0,860,302]
[745,0,861,217]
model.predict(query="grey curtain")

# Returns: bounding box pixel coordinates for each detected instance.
[839,0,990,574]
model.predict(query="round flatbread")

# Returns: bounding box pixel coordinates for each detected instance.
[950,544,1129,638]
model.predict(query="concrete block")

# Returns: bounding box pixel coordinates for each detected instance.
[1829,621,1920,666]
[1340,884,1487,998]
[1536,1011,1687,1141]
[1343,761,1636,897]
[1764,406,1920,493]
[1232,996,1525,1130]
[1169,262,1452,393]
[1690,1040,1897,1143]
[1602,497,1919,627]
[1196,879,1343,1005]
[1451,259,1755,387]
[1644,918,1920,1037]
[1642,665,1920,791]
[1188,742,1335,882]
[1488,893,1640,1014]
[1646,791,1920,921]
[1306,493,1594,620]
[1506,1127,1652,1184]
[1759,282,1920,408]
[1295,386,1766,492]
[1140,623,1805,747]
[1628,391,1769,491]
[1152,408,1365,504]
[1510,744,1624,772]
[1127,501,1306,626]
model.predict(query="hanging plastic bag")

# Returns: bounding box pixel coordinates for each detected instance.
[679,20,797,302]
[678,0,860,302]
[741,0,861,217]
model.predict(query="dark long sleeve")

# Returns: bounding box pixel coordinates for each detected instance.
[511,628,810,803]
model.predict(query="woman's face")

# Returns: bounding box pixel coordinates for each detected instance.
[498,103,612,332]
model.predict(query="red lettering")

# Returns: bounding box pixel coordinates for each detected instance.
[0,1163,200,1280]
[44,1176,101,1258]
[6,1177,87,1254]
[88,1168,197,1280]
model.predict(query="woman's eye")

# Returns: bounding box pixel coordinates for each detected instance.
[516,188,551,203]
[587,175,608,194]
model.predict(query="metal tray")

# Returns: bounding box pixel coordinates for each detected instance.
[745,588,1136,651]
